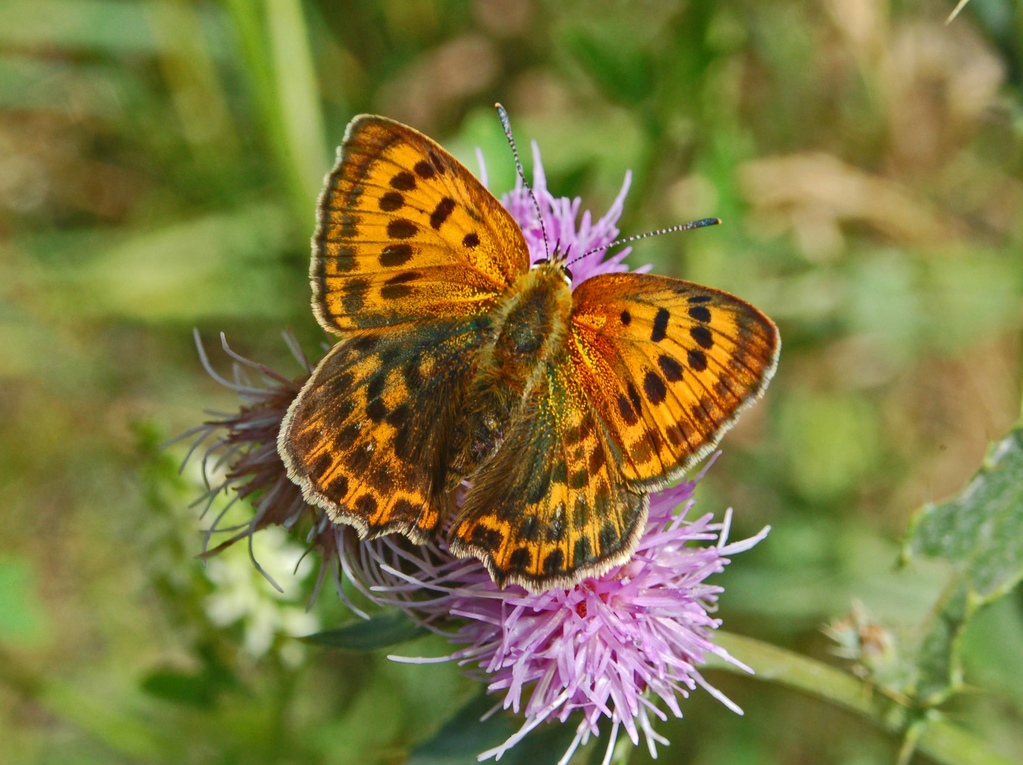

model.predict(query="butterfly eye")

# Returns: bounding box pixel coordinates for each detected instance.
[563,266,573,282]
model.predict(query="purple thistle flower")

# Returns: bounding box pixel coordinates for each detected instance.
[340,475,767,764]
[495,142,645,286]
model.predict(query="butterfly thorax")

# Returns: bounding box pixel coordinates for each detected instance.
[446,262,573,488]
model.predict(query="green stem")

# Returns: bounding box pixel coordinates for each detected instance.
[222,0,326,227]
[264,0,328,217]
[708,631,1015,765]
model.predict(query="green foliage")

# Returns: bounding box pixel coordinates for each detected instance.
[902,422,1023,706]
[562,26,656,108]
[0,557,49,648]
[408,692,581,765]
[2,0,1022,763]
[303,612,429,652]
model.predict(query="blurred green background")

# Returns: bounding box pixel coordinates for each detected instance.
[1,0,1022,763]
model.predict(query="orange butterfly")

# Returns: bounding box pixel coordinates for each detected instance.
[278,114,779,591]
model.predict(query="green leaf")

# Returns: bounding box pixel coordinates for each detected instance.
[902,422,1023,704]
[302,611,428,652]
[408,691,582,765]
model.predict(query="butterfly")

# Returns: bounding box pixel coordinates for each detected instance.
[278,114,780,592]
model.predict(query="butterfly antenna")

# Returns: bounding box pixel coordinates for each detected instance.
[565,217,722,268]
[496,103,551,260]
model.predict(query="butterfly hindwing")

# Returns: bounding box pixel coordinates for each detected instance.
[449,360,648,590]
[279,316,490,541]
[313,116,530,332]
[569,272,780,490]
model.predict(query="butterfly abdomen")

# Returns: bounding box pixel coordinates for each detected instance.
[446,265,572,487]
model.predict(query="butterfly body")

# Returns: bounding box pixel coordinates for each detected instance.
[279,115,780,591]
[448,261,573,485]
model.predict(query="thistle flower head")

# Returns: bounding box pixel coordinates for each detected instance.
[342,475,767,764]
[498,142,642,286]
[181,331,337,596]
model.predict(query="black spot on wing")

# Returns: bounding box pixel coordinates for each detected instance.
[342,278,369,313]
[387,218,417,239]
[618,394,639,425]
[428,150,447,175]
[573,536,593,565]
[430,197,456,229]
[658,354,684,382]
[379,192,404,211]
[470,525,503,551]
[690,325,714,349]
[366,398,387,422]
[651,308,670,342]
[627,382,642,411]
[509,546,532,570]
[542,549,565,575]
[379,243,413,267]
[545,507,566,543]
[385,271,419,285]
[688,305,711,322]
[325,473,348,499]
[598,521,618,552]
[571,497,590,530]
[386,403,410,429]
[392,497,417,520]
[324,244,356,272]
[381,283,413,300]
[413,160,436,179]
[643,371,667,405]
[568,469,588,490]
[366,373,386,403]
[351,334,379,353]
[340,214,359,238]
[390,171,416,190]
[519,516,540,542]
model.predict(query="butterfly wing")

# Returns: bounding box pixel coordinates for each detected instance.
[283,115,529,541]
[280,316,491,541]
[313,115,530,332]
[449,361,648,591]
[569,272,779,489]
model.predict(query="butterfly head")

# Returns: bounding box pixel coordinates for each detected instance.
[530,243,573,286]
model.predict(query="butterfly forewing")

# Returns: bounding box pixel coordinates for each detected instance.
[569,272,780,489]
[313,116,530,332]
[284,114,532,544]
